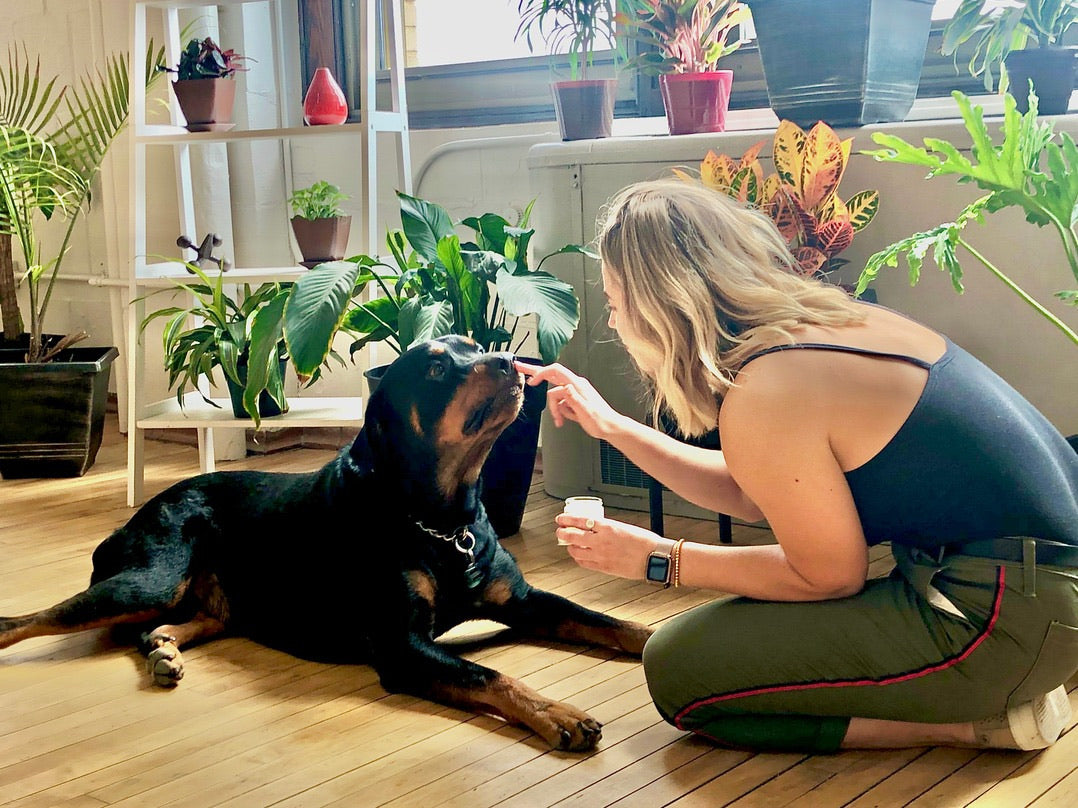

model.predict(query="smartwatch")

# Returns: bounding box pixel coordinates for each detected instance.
[645,549,672,588]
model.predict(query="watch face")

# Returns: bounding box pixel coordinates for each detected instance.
[646,552,670,584]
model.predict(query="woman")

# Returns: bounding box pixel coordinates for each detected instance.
[517,177,1078,754]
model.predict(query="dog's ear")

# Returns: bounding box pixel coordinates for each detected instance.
[348,386,390,473]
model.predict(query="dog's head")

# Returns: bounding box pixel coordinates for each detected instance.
[354,335,524,500]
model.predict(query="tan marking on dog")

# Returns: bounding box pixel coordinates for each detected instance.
[429,674,602,751]
[433,367,522,498]
[411,405,424,437]
[483,578,513,606]
[408,570,437,606]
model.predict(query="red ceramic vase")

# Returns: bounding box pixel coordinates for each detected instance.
[303,67,348,126]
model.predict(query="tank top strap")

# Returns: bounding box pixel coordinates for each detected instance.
[739,342,934,371]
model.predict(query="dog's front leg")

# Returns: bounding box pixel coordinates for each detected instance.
[375,641,603,751]
[483,585,653,656]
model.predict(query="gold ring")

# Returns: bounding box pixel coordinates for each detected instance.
[584,518,595,531]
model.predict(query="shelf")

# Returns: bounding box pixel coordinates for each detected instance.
[138,393,364,429]
[135,123,370,145]
[123,0,410,506]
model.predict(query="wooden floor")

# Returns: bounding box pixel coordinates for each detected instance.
[1,418,1076,807]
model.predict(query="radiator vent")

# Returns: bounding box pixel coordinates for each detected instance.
[599,440,650,490]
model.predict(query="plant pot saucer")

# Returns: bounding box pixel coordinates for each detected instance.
[298,259,336,269]
[184,122,236,133]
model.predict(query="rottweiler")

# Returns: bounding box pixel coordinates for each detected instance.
[0,335,653,751]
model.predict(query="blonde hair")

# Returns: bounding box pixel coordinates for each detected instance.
[596,177,865,437]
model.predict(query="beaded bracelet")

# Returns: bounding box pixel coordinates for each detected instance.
[671,539,685,588]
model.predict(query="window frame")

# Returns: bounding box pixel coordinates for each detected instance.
[298,3,1074,130]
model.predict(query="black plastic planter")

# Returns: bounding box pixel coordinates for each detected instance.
[0,345,119,478]
[365,358,547,539]
[746,0,934,128]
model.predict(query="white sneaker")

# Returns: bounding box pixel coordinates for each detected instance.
[975,685,1073,750]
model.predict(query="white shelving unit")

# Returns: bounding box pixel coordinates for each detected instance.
[123,0,412,505]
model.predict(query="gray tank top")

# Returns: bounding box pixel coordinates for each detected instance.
[739,340,1078,551]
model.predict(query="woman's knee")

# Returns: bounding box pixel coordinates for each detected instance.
[642,616,699,724]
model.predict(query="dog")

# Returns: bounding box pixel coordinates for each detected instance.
[0,335,653,751]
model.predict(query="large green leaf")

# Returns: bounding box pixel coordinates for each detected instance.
[494,268,579,362]
[243,290,288,426]
[398,191,455,263]
[285,260,363,380]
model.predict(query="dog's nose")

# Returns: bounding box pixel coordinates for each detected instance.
[484,354,515,378]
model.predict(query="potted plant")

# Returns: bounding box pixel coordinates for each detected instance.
[284,191,590,536]
[856,89,1078,347]
[744,0,936,127]
[288,180,352,268]
[942,0,1077,115]
[0,44,162,477]
[139,264,291,428]
[515,0,638,140]
[621,0,750,134]
[160,36,251,132]
[682,119,880,283]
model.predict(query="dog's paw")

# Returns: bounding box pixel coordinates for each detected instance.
[539,701,602,752]
[146,642,184,687]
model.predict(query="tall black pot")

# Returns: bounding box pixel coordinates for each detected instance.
[364,358,547,538]
[480,357,548,538]
[1005,47,1076,116]
[746,0,934,127]
[0,345,119,478]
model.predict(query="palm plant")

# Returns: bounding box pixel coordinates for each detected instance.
[0,42,164,362]
[516,0,639,79]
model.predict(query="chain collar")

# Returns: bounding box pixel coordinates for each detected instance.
[415,520,482,589]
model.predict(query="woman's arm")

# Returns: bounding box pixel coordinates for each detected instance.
[518,362,764,522]
[549,354,871,602]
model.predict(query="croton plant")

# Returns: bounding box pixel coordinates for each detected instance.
[681,120,880,279]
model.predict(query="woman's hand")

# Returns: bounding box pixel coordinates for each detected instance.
[555,513,673,581]
[515,361,625,439]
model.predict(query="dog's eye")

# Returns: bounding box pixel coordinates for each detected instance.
[427,362,446,380]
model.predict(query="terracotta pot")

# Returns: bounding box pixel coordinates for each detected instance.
[172,78,237,131]
[1005,47,1076,116]
[551,79,618,141]
[659,71,733,135]
[290,215,352,268]
[303,67,349,125]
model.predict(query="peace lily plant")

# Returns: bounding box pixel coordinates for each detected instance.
[284,192,590,383]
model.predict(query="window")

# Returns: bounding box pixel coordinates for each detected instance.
[300,1,1070,130]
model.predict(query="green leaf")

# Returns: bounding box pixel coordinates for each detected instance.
[494,268,579,362]
[284,260,363,380]
[398,190,454,263]
[243,290,288,425]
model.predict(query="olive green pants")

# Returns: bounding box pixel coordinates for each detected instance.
[642,544,1078,753]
